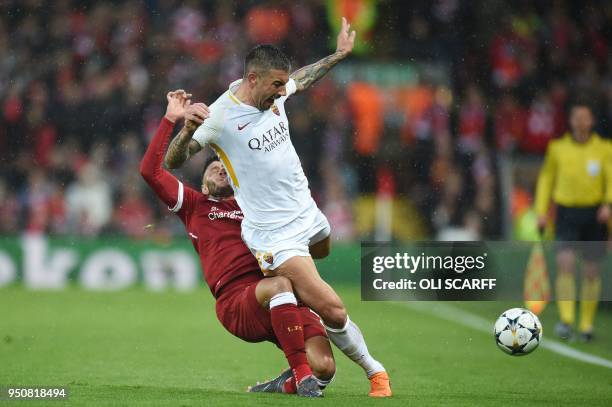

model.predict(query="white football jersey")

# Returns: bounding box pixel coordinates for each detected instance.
[193,78,315,230]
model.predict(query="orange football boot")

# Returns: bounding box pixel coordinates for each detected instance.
[368,371,392,397]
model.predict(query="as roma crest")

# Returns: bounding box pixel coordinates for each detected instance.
[263,253,274,264]
[256,251,275,274]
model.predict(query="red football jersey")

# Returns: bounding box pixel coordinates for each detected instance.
[140,118,261,297]
[175,191,260,296]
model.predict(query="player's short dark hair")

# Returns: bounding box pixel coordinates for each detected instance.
[202,155,220,180]
[244,45,291,76]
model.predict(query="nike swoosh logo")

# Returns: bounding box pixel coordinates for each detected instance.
[238,122,251,130]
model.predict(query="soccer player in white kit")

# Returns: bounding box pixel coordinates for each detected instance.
[165,18,391,397]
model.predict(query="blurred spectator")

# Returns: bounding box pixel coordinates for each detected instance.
[172,2,206,48]
[245,4,290,44]
[457,84,486,154]
[322,159,355,241]
[494,93,526,152]
[489,17,524,88]
[22,170,53,233]
[0,179,20,234]
[437,210,482,241]
[65,163,112,236]
[521,91,559,154]
[432,167,464,232]
[112,184,153,238]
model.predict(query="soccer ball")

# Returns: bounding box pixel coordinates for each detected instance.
[494,308,542,356]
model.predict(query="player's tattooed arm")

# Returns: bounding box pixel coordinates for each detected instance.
[164,127,201,169]
[290,52,346,92]
[290,17,356,93]
[164,102,209,169]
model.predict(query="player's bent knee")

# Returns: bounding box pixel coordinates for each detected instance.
[312,354,336,381]
[269,275,293,294]
[255,276,294,306]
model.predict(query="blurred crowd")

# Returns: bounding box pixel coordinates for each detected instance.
[0,0,610,241]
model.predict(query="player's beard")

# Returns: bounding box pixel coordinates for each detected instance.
[207,180,234,199]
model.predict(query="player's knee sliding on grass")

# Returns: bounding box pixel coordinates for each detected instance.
[254,276,337,396]
[250,276,335,397]
[249,335,336,395]
[306,336,336,386]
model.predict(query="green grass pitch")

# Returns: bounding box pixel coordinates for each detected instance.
[1,286,611,406]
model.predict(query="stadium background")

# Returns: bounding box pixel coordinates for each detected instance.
[1,0,611,405]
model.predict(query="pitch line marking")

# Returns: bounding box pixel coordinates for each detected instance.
[401,302,612,369]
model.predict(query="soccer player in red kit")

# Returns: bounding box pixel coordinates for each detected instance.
[140,90,335,397]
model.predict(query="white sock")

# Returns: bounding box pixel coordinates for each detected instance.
[314,374,334,390]
[324,316,385,378]
[269,292,297,308]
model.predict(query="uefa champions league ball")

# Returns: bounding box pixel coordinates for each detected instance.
[494,308,542,356]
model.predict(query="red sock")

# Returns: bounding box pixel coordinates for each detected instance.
[270,303,312,383]
[283,377,297,394]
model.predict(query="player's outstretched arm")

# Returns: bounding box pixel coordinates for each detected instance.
[141,91,209,207]
[290,17,356,93]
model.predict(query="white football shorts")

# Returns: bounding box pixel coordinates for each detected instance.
[241,204,331,273]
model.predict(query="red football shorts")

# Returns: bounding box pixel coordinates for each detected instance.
[215,273,327,345]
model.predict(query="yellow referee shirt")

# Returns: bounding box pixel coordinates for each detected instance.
[535,133,612,216]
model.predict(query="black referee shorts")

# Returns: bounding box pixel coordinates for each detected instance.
[555,204,608,260]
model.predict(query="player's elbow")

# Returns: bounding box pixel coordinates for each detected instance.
[139,160,153,181]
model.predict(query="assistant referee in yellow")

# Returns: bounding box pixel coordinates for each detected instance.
[535,103,612,342]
